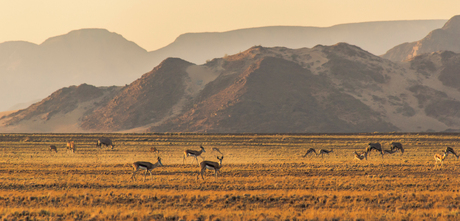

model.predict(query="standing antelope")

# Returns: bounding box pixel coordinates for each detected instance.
[96,138,115,150]
[302,148,317,157]
[445,147,459,159]
[367,143,383,157]
[183,145,206,165]
[390,142,404,155]
[49,145,58,153]
[318,149,333,158]
[199,156,224,180]
[132,157,163,181]
[434,151,448,170]
[354,151,367,160]
[67,141,76,153]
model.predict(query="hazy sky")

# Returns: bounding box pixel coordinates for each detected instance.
[1,0,458,51]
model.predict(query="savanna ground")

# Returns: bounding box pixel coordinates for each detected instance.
[1,133,460,220]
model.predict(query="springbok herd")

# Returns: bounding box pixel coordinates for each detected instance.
[132,145,225,181]
[303,141,459,170]
[48,138,458,182]
[49,138,225,181]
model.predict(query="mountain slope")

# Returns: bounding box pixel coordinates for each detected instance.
[0,84,121,132]
[5,43,460,132]
[150,54,396,133]
[406,51,460,128]
[0,29,154,112]
[0,20,446,112]
[147,44,460,133]
[80,58,195,131]
[382,15,460,61]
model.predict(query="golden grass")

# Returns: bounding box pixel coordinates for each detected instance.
[1,133,460,220]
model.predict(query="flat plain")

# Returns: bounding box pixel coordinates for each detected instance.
[1,133,460,220]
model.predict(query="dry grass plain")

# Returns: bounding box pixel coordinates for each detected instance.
[1,133,460,220]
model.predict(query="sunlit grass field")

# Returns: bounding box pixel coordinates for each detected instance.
[1,133,460,220]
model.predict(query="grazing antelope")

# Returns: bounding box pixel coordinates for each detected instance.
[383,148,399,157]
[354,151,367,161]
[302,148,317,157]
[318,149,333,157]
[367,143,383,157]
[183,145,206,165]
[131,157,163,181]
[390,142,404,155]
[199,156,224,180]
[96,138,115,150]
[211,147,223,155]
[445,147,459,159]
[434,151,448,170]
[150,147,160,154]
[49,145,57,153]
[66,141,76,153]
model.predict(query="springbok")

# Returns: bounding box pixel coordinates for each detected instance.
[132,157,163,181]
[198,156,224,180]
[367,143,383,157]
[318,149,333,157]
[434,151,448,170]
[445,147,459,159]
[183,145,206,164]
[49,145,57,153]
[383,148,399,157]
[390,142,404,155]
[302,148,317,157]
[66,141,76,153]
[97,138,115,150]
[354,151,367,160]
[211,147,223,155]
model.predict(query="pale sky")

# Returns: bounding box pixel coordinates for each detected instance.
[1,0,458,51]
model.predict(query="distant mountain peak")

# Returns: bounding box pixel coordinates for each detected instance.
[41,28,112,44]
[40,28,147,53]
[382,15,460,62]
[319,42,374,59]
[158,57,194,67]
[43,28,117,39]
[441,15,460,32]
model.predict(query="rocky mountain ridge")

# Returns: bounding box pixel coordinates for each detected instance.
[3,16,460,133]
[0,20,446,112]
[3,42,460,133]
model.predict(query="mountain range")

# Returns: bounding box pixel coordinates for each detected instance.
[0,20,446,112]
[1,16,460,133]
